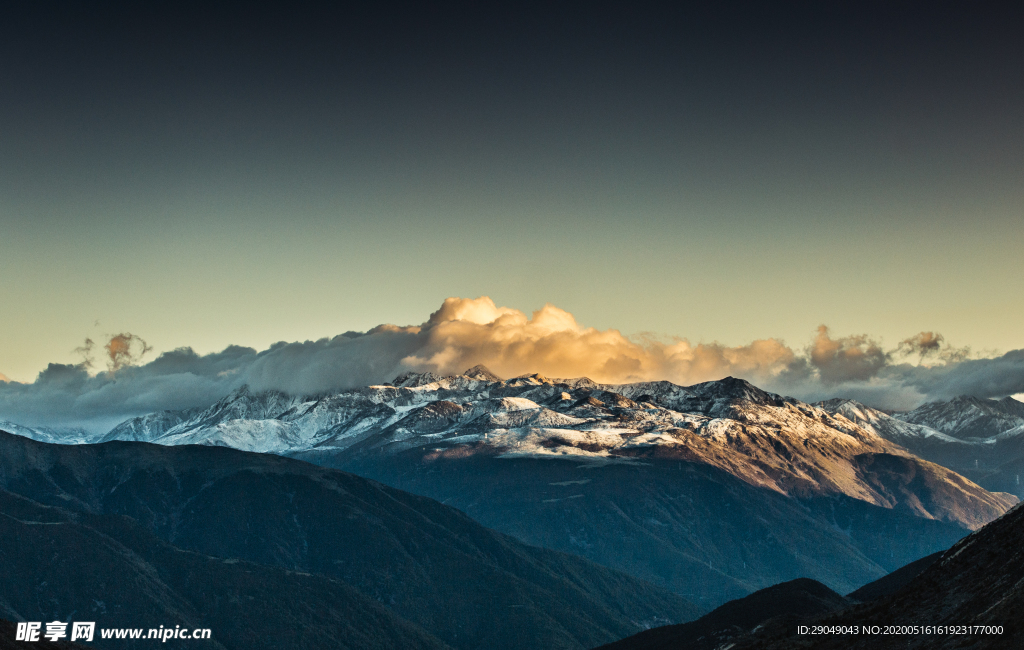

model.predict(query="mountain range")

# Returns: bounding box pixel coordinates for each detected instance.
[0,431,698,650]
[9,368,1012,607]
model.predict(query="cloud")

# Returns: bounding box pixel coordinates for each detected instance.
[105,333,154,372]
[0,372,9,383]
[887,350,1024,402]
[894,331,972,363]
[74,333,154,373]
[808,325,887,384]
[897,331,945,356]
[1,296,1022,431]
[73,338,96,370]
[385,298,797,388]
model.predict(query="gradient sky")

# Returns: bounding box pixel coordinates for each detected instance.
[2,4,1022,382]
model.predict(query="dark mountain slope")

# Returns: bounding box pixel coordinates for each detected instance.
[335,451,971,607]
[593,578,851,650]
[846,551,943,602]
[0,431,698,650]
[0,489,446,650]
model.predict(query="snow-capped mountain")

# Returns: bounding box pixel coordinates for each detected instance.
[99,408,199,442]
[896,395,1024,439]
[816,399,962,445]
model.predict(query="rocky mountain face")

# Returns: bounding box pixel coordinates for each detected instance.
[103,372,1014,527]
[819,397,1024,499]
[0,490,448,650]
[77,369,1015,607]
[0,431,698,650]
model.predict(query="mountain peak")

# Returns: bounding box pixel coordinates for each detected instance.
[505,373,550,386]
[948,395,989,408]
[390,371,445,388]
[551,376,600,389]
[930,395,1024,418]
[687,376,784,407]
[462,365,502,382]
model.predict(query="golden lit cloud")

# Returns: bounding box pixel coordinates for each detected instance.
[400,297,796,385]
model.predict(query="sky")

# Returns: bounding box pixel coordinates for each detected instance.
[1,4,1022,426]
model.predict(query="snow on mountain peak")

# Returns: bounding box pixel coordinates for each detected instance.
[462,365,502,382]
[896,394,1024,439]
[390,371,446,388]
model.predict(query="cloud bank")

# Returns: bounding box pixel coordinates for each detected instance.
[1,296,1022,431]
